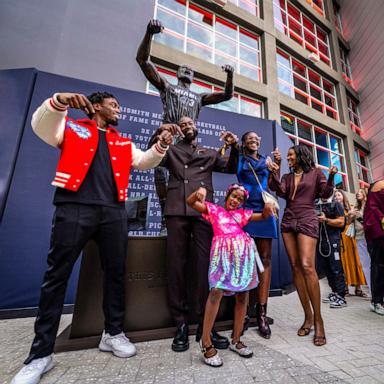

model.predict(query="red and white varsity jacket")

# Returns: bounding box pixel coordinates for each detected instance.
[31,95,167,202]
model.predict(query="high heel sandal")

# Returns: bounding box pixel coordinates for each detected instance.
[200,343,223,367]
[313,327,326,346]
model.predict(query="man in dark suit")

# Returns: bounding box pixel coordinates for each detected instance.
[154,116,238,352]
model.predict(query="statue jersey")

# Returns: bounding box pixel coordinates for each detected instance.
[160,84,203,123]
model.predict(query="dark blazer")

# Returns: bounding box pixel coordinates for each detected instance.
[161,140,236,216]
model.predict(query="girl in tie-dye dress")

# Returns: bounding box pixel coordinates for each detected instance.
[186,183,275,368]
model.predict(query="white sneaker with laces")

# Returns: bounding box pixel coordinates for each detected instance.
[330,294,347,308]
[322,292,336,303]
[11,355,54,384]
[370,303,384,315]
[99,331,136,358]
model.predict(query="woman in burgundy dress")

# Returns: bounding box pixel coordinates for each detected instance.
[268,145,337,346]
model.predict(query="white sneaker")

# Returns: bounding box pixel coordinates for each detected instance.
[11,355,54,384]
[370,303,384,315]
[330,294,347,308]
[99,331,136,358]
[322,292,337,303]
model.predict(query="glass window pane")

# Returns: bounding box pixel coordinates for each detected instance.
[187,41,212,62]
[240,98,262,117]
[188,5,213,26]
[297,120,312,141]
[240,30,259,50]
[277,51,291,68]
[299,141,314,157]
[215,34,237,57]
[334,173,345,189]
[293,75,307,92]
[278,65,293,84]
[155,32,184,51]
[279,80,293,97]
[315,129,327,147]
[292,61,306,76]
[216,19,237,40]
[281,114,295,134]
[331,154,344,172]
[239,45,258,65]
[239,64,259,80]
[295,91,308,104]
[317,148,330,167]
[158,0,186,15]
[187,21,212,46]
[310,85,322,100]
[329,135,341,153]
[157,8,185,35]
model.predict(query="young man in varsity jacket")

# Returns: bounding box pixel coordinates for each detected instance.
[11,92,179,384]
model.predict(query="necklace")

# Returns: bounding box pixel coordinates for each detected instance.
[97,126,107,132]
[294,171,304,176]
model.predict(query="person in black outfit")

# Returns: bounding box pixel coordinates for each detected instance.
[152,116,238,352]
[316,197,347,308]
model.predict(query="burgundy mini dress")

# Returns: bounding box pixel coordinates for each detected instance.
[269,167,334,239]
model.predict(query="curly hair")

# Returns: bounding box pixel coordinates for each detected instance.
[86,92,118,118]
[290,144,315,173]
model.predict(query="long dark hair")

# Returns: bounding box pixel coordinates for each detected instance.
[290,144,315,173]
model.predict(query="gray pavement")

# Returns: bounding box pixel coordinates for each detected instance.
[1,279,383,384]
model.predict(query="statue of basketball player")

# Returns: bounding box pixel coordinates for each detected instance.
[136,19,234,234]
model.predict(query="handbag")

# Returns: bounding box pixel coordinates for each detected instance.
[345,222,356,238]
[245,157,280,211]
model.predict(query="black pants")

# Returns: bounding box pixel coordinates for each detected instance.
[317,238,346,297]
[165,215,212,326]
[25,204,128,364]
[368,237,384,304]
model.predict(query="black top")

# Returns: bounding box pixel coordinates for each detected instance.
[54,130,124,208]
[317,201,345,242]
[160,84,203,124]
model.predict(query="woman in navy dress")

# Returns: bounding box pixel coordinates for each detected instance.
[236,131,280,339]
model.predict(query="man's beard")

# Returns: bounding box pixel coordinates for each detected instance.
[107,118,119,127]
[183,130,197,143]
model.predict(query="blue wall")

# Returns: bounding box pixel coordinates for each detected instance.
[0,69,292,309]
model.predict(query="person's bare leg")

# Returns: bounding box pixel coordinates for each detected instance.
[255,238,272,305]
[232,292,249,343]
[202,288,224,356]
[297,233,326,345]
[282,232,314,333]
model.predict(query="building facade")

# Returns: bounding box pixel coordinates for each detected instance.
[0,0,379,191]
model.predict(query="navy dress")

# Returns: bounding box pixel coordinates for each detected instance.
[237,154,278,239]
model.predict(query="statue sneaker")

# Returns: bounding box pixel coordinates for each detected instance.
[99,331,136,358]
[11,355,54,384]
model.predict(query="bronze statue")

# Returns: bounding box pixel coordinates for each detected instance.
[136,19,235,234]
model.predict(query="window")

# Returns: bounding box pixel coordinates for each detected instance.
[228,0,259,17]
[347,95,363,135]
[147,67,263,118]
[154,0,262,81]
[273,0,331,66]
[339,44,353,85]
[277,49,339,120]
[306,0,324,16]
[333,1,343,34]
[354,148,371,188]
[280,111,349,190]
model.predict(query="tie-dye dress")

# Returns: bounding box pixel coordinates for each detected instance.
[202,202,260,295]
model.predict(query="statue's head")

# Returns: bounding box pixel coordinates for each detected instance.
[177,65,194,84]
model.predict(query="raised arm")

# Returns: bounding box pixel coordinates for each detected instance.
[132,124,181,170]
[31,93,94,148]
[318,166,337,199]
[214,131,239,174]
[201,65,234,106]
[268,163,288,199]
[186,187,208,214]
[136,19,168,91]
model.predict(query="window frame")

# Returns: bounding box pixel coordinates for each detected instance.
[280,110,349,190]
[354,148,371,189]
[347,95,363,136]
[228,0,259,18]
[273,0,331,66]
[277,49,339,120]
[154,0,262,82]
[339,44,353,86]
